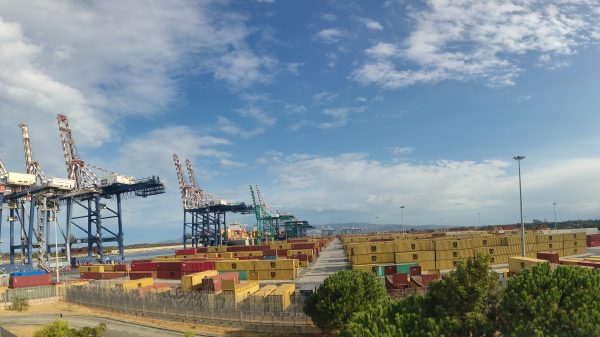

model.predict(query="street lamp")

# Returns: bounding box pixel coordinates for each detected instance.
[552,202,557,230]
[513,155,526,257]
[400,206,405,233]
[478,212,481,227]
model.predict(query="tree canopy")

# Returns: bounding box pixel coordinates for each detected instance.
[33,320,107,337]
[498,263,600,337]
[303,269,388,332]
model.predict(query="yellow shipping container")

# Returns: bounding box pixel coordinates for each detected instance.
[436,249,473,260]
[250,284,278,309]
[207,252,235,259]
[352,242,395,255]
[248,271,260,280]
[233,251,263,257]
[207,246,229,253]
[352,253,395,265]
[394,240,433,252]
[78,265,105,273]
[351,264,378,275]
[223,281,260,303]
[434,239,472,250]
[181,270,219,291]
[488,255,510,265]
[435,259,463,270]
[559,257,582,265]
[470,236,503,247]
[563,247,585,256]
[268,283,296,311]
[419,260,437,271]
[257,269,297,280]
[394,251,435,263]
[508,257,546,274]
[114,277,153,290]
[286,249,314,257]
[270,242,293,250]
[216,260,255,271]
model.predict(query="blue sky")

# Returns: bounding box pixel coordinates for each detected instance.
[1,0,600,244]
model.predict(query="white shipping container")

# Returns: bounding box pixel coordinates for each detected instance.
[45,178,75,190]
[3,172,35,186]
[101,175,134,186]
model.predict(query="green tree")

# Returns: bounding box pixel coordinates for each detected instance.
[422,255,500,336]
[33,321,107,337]
[33,320,71,337]
[498,263,600,337]
[304,269,388,332]
[8,295,30,312]
[340,255,500,337]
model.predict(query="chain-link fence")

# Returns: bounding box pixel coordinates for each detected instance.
[65,286,319,333]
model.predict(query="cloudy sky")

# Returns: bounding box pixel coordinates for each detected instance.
[2,0,600,244]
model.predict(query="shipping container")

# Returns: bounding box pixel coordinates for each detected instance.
[181,270,218,291]
[267,283,295,311]
[9,273,52,288]
[508,257,547,274]
[394,251,435,263]
[129,272,154,280]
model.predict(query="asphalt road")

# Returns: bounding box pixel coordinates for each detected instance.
[295,238,350,291]
[0,314,198,337]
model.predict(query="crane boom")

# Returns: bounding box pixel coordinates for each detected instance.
[0,158,7,176]
[185,159,198,188]
[56,114,100,190]
[19,124,47,183]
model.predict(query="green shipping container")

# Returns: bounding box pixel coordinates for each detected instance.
[396,262,418,273]
[219,270,249,280]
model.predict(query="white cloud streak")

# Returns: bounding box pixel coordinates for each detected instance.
[352,0,600,88]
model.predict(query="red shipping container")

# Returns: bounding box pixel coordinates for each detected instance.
[181,261,215,272]
[237,256,260,260]
[99,272,127,280]
[156,261,182,272]
[220,271,240,285]
[157,271,182,279]
[114,264,130,272]
[175,248,197,256]
[201,275,222,292]
[537,251,560,264]
[421,274,438,286]
[80,272,100,279]
[384,266,396,276]
[131,261,157,271]
[263,249,277,256]
[578,261,600,268]
[196,247,208,253]
[129,272,153,280]
[276,249,288,257]
[9,273,52,288]
[392,273,409,285]
[291,243,316,250]
[409,266,422,276]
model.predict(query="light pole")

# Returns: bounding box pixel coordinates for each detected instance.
[375,216,379,234]
[552,202,557,230]
[400,206,405,233]
[514,155,526,257]
[478,212,481,227]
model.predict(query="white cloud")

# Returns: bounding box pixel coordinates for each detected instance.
[321,14,337,22]
[218,116,266,139]
[284,104,307,115]
[262,153,600,225]
[312,91,339,104]
[353,1,600,88]
[315,28,346,43]
[320,106,366,129]
[387,146,414,155]
[366,42,398,58]
[359,18,384,31]
[237,107,276,127]
[0,1,279,179]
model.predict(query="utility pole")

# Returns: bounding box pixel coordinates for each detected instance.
[400,206,405,233]
[513,155,526,257]
[553,202,557,230]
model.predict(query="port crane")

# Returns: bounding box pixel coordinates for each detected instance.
[249,185,311,242]
[56,114,165,262]
[173,154,253,247]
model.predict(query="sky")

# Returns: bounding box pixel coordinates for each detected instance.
[1,0,600,244]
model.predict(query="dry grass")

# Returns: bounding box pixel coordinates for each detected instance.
[3,325,42,337]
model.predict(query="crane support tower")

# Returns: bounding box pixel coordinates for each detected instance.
[173,154,253,248]
[55,114,165,263]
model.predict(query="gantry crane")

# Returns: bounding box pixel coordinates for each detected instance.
[173,154,253,247]
[56,114,165,262]
[249,185,305,242]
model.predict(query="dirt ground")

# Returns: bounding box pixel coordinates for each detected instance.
[0,302,324,337]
